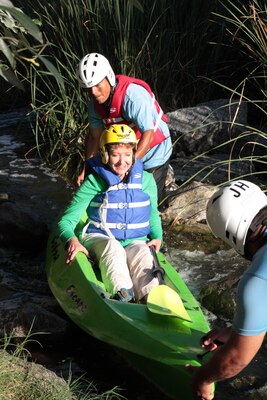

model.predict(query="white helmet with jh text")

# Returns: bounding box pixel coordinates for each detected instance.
[206,180,267,255]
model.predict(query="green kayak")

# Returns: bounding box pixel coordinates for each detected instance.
[46,221,212,399]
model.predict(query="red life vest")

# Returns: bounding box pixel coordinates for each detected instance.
[95,75,169,148]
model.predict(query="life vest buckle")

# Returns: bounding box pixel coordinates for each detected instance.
[118,202,128,209]
[116,223,126,229]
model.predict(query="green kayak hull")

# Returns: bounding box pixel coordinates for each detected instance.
[46,224,211,399]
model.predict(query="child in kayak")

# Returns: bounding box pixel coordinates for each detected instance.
[57,124,162,303]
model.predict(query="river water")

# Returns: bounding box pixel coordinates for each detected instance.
[1,111,266,400]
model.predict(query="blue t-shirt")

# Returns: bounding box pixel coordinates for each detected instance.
[232,242,267,336]
[88,83,172,170]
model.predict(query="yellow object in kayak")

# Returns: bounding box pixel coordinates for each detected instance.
[147,284,192,321]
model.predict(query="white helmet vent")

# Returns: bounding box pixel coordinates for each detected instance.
[77,53,115,88]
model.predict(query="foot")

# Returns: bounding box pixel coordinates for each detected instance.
[111,288,135,303]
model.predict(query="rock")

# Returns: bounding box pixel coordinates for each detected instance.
[0,291,70,338]
[162,180,216,226]
[167,98,248,156]
[170,154,255,186]
[0,201,48,250]
[199,280,237,320]
[198,261,248,319]
[0,255,71,338]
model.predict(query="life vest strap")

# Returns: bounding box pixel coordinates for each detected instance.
[90,200,150,209]
[89,221,150,230]
[108,183,142,190]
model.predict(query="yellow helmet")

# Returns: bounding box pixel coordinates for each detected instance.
[99,124,137,164]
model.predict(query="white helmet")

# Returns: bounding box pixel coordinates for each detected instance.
[206,180,267,255]
[77,53,115,88]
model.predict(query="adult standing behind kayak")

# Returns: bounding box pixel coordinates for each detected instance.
[58,124,162,304]
[76,52,172,205]
[186,180,267,400]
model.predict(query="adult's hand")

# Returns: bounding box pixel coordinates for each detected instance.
[186,330,265,399]
[77,127,103,186]
[201,326,231,351]
[147,239,162,252]
[77,165,85,186]
[66,237,89,264]
[185,365,215,400]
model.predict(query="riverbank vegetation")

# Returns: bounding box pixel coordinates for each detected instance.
[15,0,232,182]
[2,0,266,184]
[0,0,64,108]
[0,332,125,400]
[0,2,267,398]
[190,0,267,184]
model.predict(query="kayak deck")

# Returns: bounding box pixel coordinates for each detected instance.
[46,225,211,399]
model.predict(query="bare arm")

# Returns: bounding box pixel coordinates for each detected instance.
[84,126,103,159]
[77,126,104,186]
[187,330,266,399]
[135,129,154,159]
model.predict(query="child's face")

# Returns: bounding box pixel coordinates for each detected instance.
[108,144,134,178]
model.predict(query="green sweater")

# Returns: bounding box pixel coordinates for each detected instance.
[58,170,163,247]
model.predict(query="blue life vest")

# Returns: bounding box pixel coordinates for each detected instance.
[85,155,151,240]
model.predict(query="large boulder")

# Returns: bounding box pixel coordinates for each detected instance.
[167,98,248,156]
[0,252,71,338]
[162,181,216,226]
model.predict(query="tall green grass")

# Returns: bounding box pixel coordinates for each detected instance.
[0,0,65,109]
[13,0,266,185]
[167,0,267,188]
[214,0,266,182]
[214,0,266,112]
[13,0,232,182]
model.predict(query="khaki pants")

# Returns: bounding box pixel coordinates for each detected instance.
[81,233,159,301]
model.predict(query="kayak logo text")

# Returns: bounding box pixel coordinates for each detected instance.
[66,284,87,313]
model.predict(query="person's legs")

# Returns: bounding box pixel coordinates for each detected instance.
[146,159,169,206]
[125,241,159,301]
[81,233,133,295]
